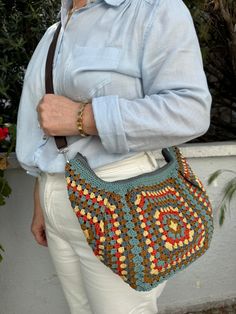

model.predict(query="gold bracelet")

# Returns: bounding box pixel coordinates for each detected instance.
[77,103,89,137]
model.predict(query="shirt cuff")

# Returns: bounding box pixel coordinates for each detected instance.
[91,95,129,154]
[26,169,42,178]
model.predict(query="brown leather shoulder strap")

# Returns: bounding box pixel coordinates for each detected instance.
[45,22,68,150]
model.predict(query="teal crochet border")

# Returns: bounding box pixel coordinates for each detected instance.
[67,147,178,192]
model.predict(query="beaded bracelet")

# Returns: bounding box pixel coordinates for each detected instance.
[77,103,89,137]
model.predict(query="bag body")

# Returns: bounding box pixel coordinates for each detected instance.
[65,146,214,291]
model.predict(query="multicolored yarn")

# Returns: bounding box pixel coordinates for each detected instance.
[65,146,214,291]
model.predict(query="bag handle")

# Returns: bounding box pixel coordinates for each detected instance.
[45,22,176,164]
[45,22,68,151]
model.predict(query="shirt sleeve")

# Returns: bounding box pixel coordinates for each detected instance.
[16,24,57,176]
[91,0,212,154]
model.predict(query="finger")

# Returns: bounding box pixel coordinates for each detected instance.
[37,114,42,129]
[36,102,42,127]
[32,226,48,247]
[34,230,48,247]
[36,98,43,113]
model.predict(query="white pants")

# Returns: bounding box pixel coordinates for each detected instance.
[38,151,168,314]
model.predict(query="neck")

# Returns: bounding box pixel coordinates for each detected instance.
[72,0,87,10]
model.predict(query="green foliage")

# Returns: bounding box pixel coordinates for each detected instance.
[0,244,4,262]
[207,169,225,185]
[0,0,60,262]
[188,1,236,226]
[185,0,236,142]
[0,169,11,262]
[0,170,12,206]
[0,0,61,123]
[207,169,236,225]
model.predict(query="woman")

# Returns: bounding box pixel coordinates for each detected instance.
[16,0,212,313]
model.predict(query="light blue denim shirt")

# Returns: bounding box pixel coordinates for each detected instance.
[16,0,212,177]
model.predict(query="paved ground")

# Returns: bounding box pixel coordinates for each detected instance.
[160,299,236,314]
[186,303,236,314]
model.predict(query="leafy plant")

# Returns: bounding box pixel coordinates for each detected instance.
[207,169,236,225]
[185,0,236,142]
[189,0,236,226]
[0,0,61,124]
[0,0,60,262]
[0,118,15,262]
[0,116,16,203]
[0,244,4,262]
[0,169,12,206]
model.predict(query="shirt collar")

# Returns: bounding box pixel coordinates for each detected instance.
[103,0,126,5]
[60,0,126,28]
[61,0,126,9]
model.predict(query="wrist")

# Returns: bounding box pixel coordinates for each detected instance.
[76,102,90,137]
[82,103,98,136]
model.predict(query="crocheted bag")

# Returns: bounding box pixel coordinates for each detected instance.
[65,147,214,291]
[46,22,214,291]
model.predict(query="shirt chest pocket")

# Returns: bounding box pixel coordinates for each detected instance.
[64,46,121,101]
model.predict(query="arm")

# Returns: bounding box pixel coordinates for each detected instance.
[31,178,48,247]
[91,0,212,153]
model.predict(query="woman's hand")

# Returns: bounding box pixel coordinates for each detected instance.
[31,178,48,247]
[37,94,98,136]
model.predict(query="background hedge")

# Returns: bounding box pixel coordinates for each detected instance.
[0,0,60,124]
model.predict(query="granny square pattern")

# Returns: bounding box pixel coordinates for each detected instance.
[65,146,214,291]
